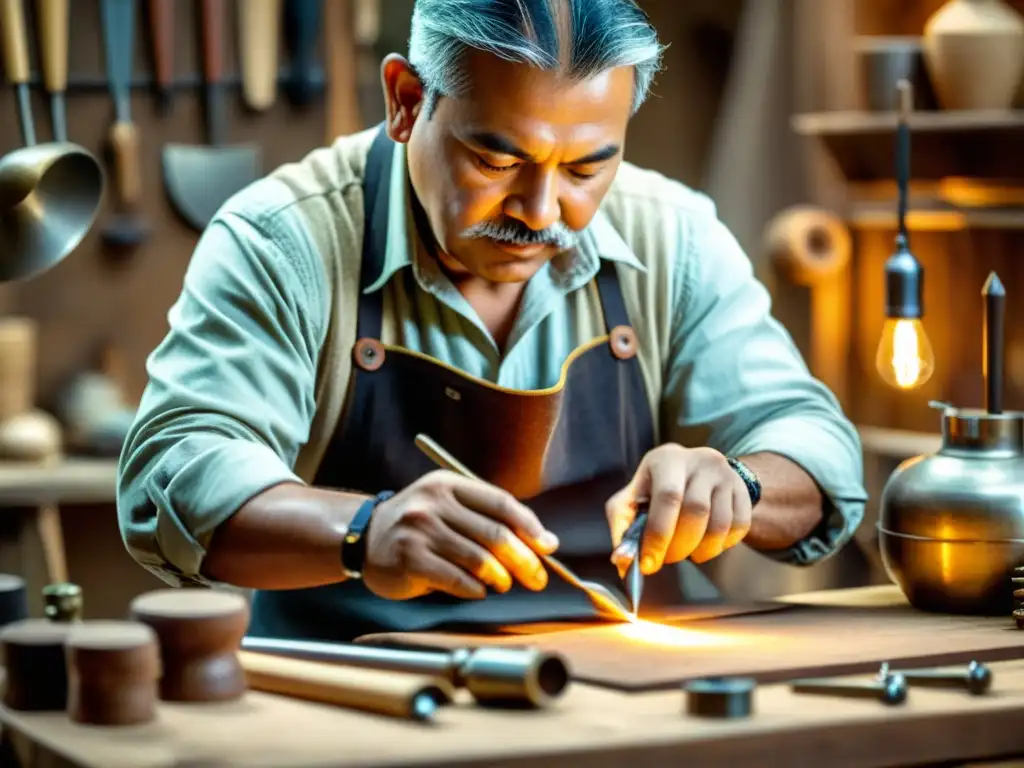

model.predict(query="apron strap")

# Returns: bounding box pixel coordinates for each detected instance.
[595,259,632,333]
[355,127,397,340]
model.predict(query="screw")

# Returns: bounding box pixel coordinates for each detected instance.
[879,661,992,696]
[791,672,907,706]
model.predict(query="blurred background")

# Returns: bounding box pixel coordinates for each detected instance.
[1,0,1022,619]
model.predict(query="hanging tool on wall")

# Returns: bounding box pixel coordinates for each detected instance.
[34,0,69,142]
[1,0,37,146]
[146,0,175,112]
[353,0,380,121]
[284,0,320,107]
[162,0,261,232]
[238,0,281,111]
[100,0,149,248]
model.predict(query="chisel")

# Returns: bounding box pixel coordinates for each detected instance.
[616,507,648,617]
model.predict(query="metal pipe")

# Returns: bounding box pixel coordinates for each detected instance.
[240,637,570,708]
[983,272,1006,415]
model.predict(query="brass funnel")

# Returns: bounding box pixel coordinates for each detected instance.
[0,142,104,283]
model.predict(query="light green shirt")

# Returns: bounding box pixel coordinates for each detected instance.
[117,127,868,587]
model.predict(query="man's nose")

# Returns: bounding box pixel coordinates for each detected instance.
[503,167,560,232]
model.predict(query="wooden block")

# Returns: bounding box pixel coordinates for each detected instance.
[0,573,27,627]
[129,588,249,703]
[0,618,70,710]
[66,620,160,726]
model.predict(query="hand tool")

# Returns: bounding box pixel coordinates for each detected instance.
[683,677,756,719]
[100,0,150,248]
[241,636,571,709]
[414,432,636,623]
[791,671,908,706]
[283,0,320,107]
[162,0,261,231]
[146,0,175,112]
[614,507,648,617]
[34,0,68,142]
[1,0,37,145]
[0,0,103,281]
[238,0,281,111]
[878,661,992,696]
[238,649,453,722]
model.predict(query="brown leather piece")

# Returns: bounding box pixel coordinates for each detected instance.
[353,338,386,372]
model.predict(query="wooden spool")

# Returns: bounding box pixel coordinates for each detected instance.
[0,316,37,421]
[0,619,71,711]
[764,206,852,287]
[129,589,249,703]
[0,574,28,628]
[66,620,161,726]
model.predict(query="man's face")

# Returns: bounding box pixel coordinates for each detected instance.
[384,50,635,284]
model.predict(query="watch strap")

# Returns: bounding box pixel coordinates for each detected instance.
[340,490,395,578]
[727,457,762,507]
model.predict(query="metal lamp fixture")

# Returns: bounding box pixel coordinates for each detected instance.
[875,80,935,391]
[1,0,104,284]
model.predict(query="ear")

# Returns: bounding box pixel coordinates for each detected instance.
[381,54,424,143]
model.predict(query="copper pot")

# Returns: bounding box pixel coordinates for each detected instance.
[879,405,1024,615]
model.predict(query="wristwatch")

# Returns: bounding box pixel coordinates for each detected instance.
[727,457,762,507]
[340,490,395,578]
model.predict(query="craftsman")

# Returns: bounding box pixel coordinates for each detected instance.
[117,0,868,640]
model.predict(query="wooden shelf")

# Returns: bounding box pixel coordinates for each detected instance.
[792,110,1024,183]
[847,201,1024,231]
[0,458,118,507]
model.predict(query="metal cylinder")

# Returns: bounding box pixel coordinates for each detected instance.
[239,637,571,708]
[43,582,83,622]
[883,239,924,319]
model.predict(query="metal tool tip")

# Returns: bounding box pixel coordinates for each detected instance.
[983,271,1005,296]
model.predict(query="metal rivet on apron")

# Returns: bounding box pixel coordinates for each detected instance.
[609,325,638,361]
[445,387,462,401]
[353,338,386,372]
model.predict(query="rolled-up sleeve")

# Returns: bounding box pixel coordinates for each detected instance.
[660,204,867,566]
[117,198,327,586]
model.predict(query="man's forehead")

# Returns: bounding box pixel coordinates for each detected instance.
[440,50,634,140]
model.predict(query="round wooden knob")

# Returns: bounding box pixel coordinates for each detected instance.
[129,589,249,703]
[0,619,71,710]
[764,206,852,287]
[66,620,161,726]
[0,574,28,628]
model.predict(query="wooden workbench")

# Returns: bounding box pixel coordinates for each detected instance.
[2,659,1024,768]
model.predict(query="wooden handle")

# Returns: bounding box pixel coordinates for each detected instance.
[353,0,379,45]
[109,120,142,208]
[147,0,175,89]
[238,0,280,110]
[0,0,30,84]
[34,0,67,93]
[237,651,454,720]
[415,434,482,481]
[200,0,225,83]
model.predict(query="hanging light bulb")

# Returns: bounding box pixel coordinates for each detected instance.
[875,81,935,391]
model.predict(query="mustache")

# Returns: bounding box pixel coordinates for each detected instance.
[462,217,580,250]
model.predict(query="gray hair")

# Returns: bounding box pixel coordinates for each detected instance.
[408,0,665,116]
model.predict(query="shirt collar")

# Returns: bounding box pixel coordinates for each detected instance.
[363,141,647,295]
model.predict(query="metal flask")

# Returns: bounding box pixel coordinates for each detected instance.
[879,273,1022,616]
[879,405,1024,615]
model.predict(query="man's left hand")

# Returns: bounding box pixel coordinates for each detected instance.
[606,444,752,574]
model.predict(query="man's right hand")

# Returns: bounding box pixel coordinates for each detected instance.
[361,470,559,601]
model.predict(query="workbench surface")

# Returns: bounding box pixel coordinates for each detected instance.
[3,661,1024,766]
[3,585,1024,767]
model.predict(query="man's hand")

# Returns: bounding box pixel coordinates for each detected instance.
[607,444,752,574]
[362,470,559,601]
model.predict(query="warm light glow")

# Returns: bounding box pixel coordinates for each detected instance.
[875,318,935,390]
[612,620,750,649]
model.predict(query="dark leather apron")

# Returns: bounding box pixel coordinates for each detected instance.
[248,129,704,642]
